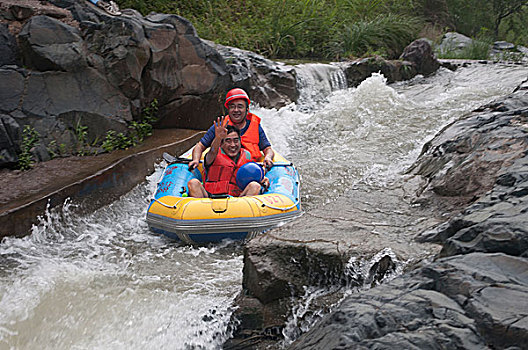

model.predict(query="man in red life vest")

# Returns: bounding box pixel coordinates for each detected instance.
[187,122,269,198]
[188,88,274,171]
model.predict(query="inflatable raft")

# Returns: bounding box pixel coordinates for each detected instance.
[146,149,302,244]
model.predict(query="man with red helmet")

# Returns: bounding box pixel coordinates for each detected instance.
[188,88,274,171]
[187,121,269,198]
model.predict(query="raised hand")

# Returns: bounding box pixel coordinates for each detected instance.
[214,116,228,141]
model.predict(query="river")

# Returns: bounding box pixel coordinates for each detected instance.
[1,62,527,349]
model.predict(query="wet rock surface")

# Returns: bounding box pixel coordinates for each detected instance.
[208,42,299,109]
[226,180,445,348]
[291,253,528,349]
[225,76,528,348]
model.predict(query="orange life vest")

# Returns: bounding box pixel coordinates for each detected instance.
[204,149,252,196]
[226,112,262,161]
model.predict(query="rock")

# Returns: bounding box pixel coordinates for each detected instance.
[18,15,87,72]
[0,0,233,162]
[210,42,299,109]
[400,38,440,76]
[435,32,473,55]
[0,114,21,167]
[291,253,528,349]
[517,46,528,55]
[417,154,528,258]
[408,87,528,209]
[141,14,231,129]
[339,57,417,87]
[230,182,443,344]
[0,68,25,112]
[494,41,516,51]
[340,40,440,87]
[9,3,36,21]
[0,23,18,66]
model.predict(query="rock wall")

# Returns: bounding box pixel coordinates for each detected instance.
[0,0,234,167]
[0,0,305,169]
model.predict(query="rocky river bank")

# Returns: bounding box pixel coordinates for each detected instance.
[227,78,528,349]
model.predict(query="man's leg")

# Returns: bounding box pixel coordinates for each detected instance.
[187,178,208,198]
[240,181,262,196]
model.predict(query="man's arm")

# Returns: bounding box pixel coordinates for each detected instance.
[204,133,222,166]
[189,142,206,170]
[204,117,227,166]
[257,125,274,169]
[188,118,221,170]
[262,146,274,169]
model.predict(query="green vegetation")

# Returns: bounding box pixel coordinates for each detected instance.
[116,0,528,60]
[15,100,159,171]
[101,99,159,152]
[129,98,158,143]
[47,140,68,159]
[75,119,89,156]
[17,125,40,170]
[101,130,134,152]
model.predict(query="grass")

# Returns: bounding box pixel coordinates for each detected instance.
[335,14,422,59]
[436,39,492,60]
[116,0,422,60]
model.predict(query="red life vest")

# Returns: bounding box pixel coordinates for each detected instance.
[226,112,262,161]
[204,149,252,196]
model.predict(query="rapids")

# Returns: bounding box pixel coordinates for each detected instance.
[1,62,527,349]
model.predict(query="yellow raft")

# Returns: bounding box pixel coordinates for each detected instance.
[146,149,301,244]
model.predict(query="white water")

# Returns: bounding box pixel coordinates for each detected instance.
[1,63,527,349]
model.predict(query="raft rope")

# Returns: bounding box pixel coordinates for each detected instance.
[153,197,185,209]
[153,196,299,211]
[253,197,299,211]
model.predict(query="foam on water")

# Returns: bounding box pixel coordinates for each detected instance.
[0,165,243,349]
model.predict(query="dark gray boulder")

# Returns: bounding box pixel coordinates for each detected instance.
[18,15,86,72]
[0,114,21,167]
[0,68,25,113]
[338,57,417,88]
[409,85,528,209]
[209,42,299,109]
[400,38,440,76]
[291,253,528,349]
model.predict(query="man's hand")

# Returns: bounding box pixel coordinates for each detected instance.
[263,156,274,170]
[188,159,199,170]
[188,142,206,170]
[214,116,228,141]
[261,176,270,190]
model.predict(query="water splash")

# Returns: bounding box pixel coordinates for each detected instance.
[0,164,243,349]
[281,247,404,346]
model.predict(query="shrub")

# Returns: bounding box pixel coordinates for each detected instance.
[18,125,40,170]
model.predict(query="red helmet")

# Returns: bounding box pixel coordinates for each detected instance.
[224,88,250,109]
